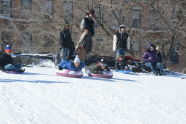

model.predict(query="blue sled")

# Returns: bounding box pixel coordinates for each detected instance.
[116,70,132,74]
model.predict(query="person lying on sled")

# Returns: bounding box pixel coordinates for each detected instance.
[0,45,25,72]
[58,55,85,71]
[115,53,130,71]
[86,59,110,74]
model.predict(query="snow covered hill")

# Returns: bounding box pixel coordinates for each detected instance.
[0,61,186,124]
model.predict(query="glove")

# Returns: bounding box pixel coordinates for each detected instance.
[58,66,63,70]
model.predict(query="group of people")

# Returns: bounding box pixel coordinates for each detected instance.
[58,9,165,75]
[0,9,165,76]
[58,9,110,74]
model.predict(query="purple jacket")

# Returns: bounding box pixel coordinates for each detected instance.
[143,51,158,63]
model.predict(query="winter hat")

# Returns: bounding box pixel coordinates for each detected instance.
[119,25,126,29]
[5,45,12,52]
[74,55,80,63]
[99,59,106,66]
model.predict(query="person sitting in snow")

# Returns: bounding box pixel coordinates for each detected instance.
[85,59,110,74]
[58,55,85,71]
[143,43,163,75]
[0,45,25,72]
[115,53,129,71]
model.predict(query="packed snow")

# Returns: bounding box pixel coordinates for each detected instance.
[0,61,186,124]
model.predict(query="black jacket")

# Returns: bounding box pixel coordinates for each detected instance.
[156,51,163,63]
[0,52,13,70]
[84,18,94,36]
[60,30,75,51]
[115,32,129,50]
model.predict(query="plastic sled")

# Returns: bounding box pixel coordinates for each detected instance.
[56,69,83,78]
[88,71,113,79]
[116,70,132,74]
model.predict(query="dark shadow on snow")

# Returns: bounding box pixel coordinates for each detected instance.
[0,79,69,84]
[22,72,54,76]
[115,71,140,76]
[82,76,136,82]
[112,77,136,82]
[164,73,186,79]
[82,76,115,82]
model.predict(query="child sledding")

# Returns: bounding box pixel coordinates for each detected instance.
[85,59,113,78]
[57,55,85,78]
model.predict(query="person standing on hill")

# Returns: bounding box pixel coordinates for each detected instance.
[76,28,93,62]
[113,25,130,70]
[76,10,95,62]
[60,24,75,60]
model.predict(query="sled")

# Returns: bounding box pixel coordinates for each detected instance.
[116,70,132,74]
[56,69,83,78]
[88,71,113,79]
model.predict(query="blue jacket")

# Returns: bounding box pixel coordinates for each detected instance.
[59,60,85,71]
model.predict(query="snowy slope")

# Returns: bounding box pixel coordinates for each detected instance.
[0,61,186,124]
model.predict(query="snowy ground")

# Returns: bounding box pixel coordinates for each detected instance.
[0,61,186,124]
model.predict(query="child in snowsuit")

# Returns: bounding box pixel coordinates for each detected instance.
[58,55,85,71]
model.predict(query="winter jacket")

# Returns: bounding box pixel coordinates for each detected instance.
[60,29,75,51]
[156,51,163,63]
[113,32,130,52]
[0,52,13,70]
[143,50,158,63]
[87,63,110,74]
[80,17,94,36]
[77,31,93,53]
[59,60,85,71]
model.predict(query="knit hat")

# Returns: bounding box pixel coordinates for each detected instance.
[119,25,126,29]
[74,55,80,63]
[100,59,106,66]
[5,45,12,52]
